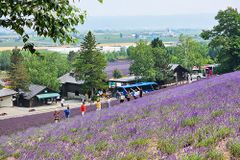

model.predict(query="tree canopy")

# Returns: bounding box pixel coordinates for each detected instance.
[0,0,103,52]
[169,35,213,70]
[9,48,30,91]
[74,31,107,97]
[129,40,171,82]
[201,7,240,73]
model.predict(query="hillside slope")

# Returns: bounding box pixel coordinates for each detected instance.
[0,72,240,160]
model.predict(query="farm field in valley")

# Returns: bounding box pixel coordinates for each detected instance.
[0,72,240,159]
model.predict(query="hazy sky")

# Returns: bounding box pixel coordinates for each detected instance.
[77,0,240,16]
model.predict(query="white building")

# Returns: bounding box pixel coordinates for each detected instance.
[0,88,17,107]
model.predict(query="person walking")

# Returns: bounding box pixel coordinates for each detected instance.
[116,90,121,99]
[107,97,111,108]
[139,87,143,98]
[64,106,71,118]
[96,100,102,111]
[61,98,65,107]
[126,91,131,101]
[120,93,125,103]
[53,109,60,123]
[80,102,87,116]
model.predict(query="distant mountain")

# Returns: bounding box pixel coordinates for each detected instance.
[78,14,217,30]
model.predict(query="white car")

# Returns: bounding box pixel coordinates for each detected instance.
[191,70,206,81]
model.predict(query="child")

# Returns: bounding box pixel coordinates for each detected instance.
[53,109,60,123]
[96,100,102,111]
[64,106,71,118]
[80,102,86,116]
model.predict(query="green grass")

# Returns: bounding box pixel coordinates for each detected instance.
[157,138,176,154]
[129,138,149,149]
[183,154,204,160]
[211,110,225,118]
[120,152,148,160]
[181,116,200,127]
[207,149,224,160]
[228,141,240,158]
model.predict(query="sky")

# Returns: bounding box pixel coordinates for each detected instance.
[77,0,240,16]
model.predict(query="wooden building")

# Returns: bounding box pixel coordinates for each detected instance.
[16,84,60,107]
[169,64,189,82]
[59,72,85,99]
[0,88,16,107]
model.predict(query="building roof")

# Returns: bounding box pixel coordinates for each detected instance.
[169,64,189,72]
[58,73,84,85]
[169,64,180,71]
[24,84,47,100]
[0,88,17,97]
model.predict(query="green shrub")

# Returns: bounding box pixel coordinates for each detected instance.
[61,135,71,142]
[207,149,224,160]
[70,128,78,133]
[157,139,176,154]
[228,141,240,158]
[71,153,86,160]
[13,151,21,159]
[182,116,200,127]
[215,127,232,140]
[211,110,225,118]
[196,136,216,147]
[129,138,149,149]
[120,152,148,160]
[85,133,93,139]
[85,144,95,153]
[95,141,109,152]
[0,149,5,156]
[183,154,204,160]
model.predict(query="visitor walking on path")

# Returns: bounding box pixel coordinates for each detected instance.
[96,100,102,111]
[107,97,111,107]
[120,93,125,103]
[126,91,131,101]
[138,87,143,98]
[80,102,87,116]
[64,106,71,118]
[61,98,65,107]
[53,109,60,123]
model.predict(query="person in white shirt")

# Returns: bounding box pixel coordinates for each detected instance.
[61,98,65,107]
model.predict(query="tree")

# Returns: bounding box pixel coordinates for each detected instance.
[129,40,172,83]
[0,51,11,71]
[67,51,78,63]
[152,47,172,83]
[24,51,70,91]
[113,69,122,79]
[9,62,30,91]
[0,0,103,52]
[151,38,165,48]
[170,35,213,70]
[201,7,240,73]
[74,31,107,97]
[129,41,156,81]
[9,48,30,91]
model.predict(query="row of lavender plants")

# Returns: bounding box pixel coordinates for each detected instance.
[0,71,240,160]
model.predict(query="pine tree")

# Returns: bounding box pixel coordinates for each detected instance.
[74,31,107,97]
[9,48,30,91]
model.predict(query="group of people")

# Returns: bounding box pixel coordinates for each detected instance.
[53,99,106,122]
[117,87,143,103]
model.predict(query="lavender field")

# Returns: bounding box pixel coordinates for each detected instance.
[1,72,240,160]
